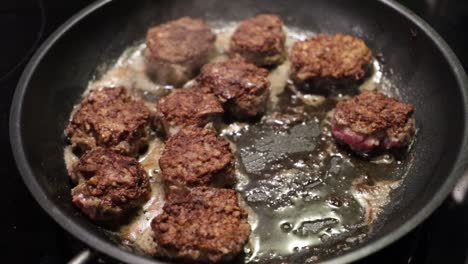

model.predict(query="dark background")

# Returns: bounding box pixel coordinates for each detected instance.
[1,0,467,263]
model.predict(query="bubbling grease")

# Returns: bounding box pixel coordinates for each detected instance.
[63,20,412,263]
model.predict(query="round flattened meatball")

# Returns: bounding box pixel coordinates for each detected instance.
[151,187,251,263]
[145,17,216,86]
[332,91,416,153]
[159,126,234,188]
[230,14,286,67]
[71,148,150,221]
[196,58,270,119]
[66,87,153,156]
[290,33,373,91]
[157,88,224,136]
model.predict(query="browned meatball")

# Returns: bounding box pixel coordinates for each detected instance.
[151,187,251,263]
[71,148,150,221]
[66,87,153,156]
[157,88,224,136]
[159,126,234,188]
[145,17,216,86]
[197,58,270,119]
[230,14,286,67]
[290,33,373,91]
[332,91,415,153]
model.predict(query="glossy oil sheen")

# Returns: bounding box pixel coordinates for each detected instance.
[223,71,412,262]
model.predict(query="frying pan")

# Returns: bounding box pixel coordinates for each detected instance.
[9,0,468,263]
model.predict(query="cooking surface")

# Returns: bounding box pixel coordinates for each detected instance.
[70,24,411,261]
[2,0,468,263]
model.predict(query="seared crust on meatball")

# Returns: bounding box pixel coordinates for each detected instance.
[145,17,216,86]
[157,88,224,136]
[71,148,150,221]
[230,14,286,66]
[197,58,270,119]
[332,91,415,152]
[290,34,373,90]
[66,87,153,156]
[159,127,234,188]
[151,187,251,262]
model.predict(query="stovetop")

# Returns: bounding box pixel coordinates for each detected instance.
[1,0,467,263]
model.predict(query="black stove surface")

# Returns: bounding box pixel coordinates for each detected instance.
[1,1,467,263]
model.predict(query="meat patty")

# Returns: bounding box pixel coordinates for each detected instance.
[71,148,150,221]
[145,17,216,86]
[157,88,224,136]
[196,58,270,119]
[66,87,153,156]
[290,33,373,91]
[332,91,415,153]
[230,14,286,67]
[159,126,234,188]
[151,187,251,262]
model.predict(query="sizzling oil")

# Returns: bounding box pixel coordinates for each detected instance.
[64,21,413,264]
[223,84,410,263]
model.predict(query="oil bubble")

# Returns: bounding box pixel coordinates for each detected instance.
[280,222,293,233]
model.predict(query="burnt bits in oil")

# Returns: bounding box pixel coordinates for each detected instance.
[224,86,410,263]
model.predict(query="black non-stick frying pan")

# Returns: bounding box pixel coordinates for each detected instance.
[9,0,468,263]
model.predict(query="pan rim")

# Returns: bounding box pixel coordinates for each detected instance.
[9,0,468,263]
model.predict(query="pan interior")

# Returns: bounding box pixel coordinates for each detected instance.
[66,21,413,262]
[14,0,467,263]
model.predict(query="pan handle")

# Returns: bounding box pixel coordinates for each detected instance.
[68,249,95,264]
